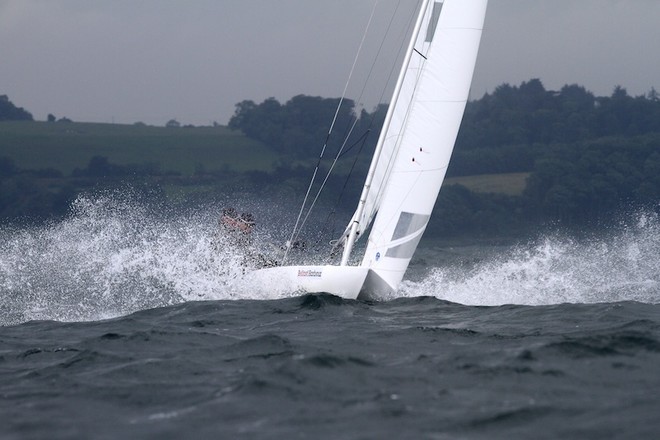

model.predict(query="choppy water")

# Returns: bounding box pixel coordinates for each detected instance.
[1,195,659,439]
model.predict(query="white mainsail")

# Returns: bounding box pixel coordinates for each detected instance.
[248,0,488,299]
[339,0,433,250]
[345,0,488,296]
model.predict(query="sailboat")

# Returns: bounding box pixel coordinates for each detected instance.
[248,0,488,299]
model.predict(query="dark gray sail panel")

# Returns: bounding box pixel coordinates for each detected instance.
[425,2,444,42]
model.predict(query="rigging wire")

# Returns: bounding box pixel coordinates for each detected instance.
[283,0,426,264]
[282,0,380,264]
[290,115,365,248]
[333,1,423,250]
[361,2,430,230]
[337,0,432,267]
[318,130,373,259]
[288,0,409,253]
[348,0,426,241]
[322,0,417,251]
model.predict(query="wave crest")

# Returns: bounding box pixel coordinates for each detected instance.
[400,213,660,305]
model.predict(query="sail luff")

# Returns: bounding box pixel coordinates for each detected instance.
[360,0,489,296]
[340,0,432,266]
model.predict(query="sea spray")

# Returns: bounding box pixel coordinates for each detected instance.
[401,212,660,305]
[2,193,659,325]
[0,193,287,325]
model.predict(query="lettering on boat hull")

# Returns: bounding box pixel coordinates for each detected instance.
[297,270,323,278]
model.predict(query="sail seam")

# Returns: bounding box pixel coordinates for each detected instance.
[418,99,468,103]
[393,166,449,174]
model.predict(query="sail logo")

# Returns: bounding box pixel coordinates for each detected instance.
[298,270,322,278]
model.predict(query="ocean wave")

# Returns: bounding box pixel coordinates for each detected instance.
[2,193,659,325]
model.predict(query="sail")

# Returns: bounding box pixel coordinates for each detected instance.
[249,0,488,300]
[360,0,488,295]
[340,1,431,244]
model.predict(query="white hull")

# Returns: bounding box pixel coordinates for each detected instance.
[247,265,372,300]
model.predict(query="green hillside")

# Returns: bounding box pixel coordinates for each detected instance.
[444,172,530,196]
[0,121,277,175]
[3,81,660,233]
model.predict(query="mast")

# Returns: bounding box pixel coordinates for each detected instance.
[358,0,489,296]
[340,0,432,267]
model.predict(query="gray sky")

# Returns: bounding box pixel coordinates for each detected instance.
[1,0,658,126]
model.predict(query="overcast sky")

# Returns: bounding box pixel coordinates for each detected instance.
[1,0,658,125]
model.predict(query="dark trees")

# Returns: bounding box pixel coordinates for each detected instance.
[0,95,33,121]
[229,95,361,156]
[524,134,660,223]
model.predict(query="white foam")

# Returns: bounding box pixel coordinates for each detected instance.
[2,194,659,324]
[399,213,660,306]
[0,193,291,324]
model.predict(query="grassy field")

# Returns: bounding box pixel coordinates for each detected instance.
[1,121,530,196]
[0,121,278,175]
[445,172,530,196]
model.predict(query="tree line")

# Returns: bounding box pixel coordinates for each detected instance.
[0,95,33,121]
[228,80,660,231]
[229,79,660,174]
[2,81,660,235]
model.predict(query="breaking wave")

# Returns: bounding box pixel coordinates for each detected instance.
[0,193,290,325]
[1,192,659,325]
[401,212,660,306]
